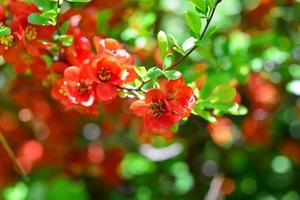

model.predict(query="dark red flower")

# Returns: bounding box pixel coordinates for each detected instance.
[64,66,96,106]
[130,89,181,131]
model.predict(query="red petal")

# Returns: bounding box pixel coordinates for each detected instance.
[64,66,80,82]
[130,100,149,117]
[96,83,117,101]
[93,36,104,54]
[145,89,165,103]
[145,113,174,131]
[165,77,184,91]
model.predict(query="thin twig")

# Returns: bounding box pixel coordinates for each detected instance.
[204,173,224,200]
[0,132,29,181]
[168,0,222,69]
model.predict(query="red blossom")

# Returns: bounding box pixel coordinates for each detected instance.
[64,66,96,107]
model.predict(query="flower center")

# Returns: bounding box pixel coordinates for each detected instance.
[77,80,91,95]
[150,100,166,118]
[97,68,111,82]
[167,89,179,101]
[25,26,37,41]
[59,86,68,96]
[0,35,13,47]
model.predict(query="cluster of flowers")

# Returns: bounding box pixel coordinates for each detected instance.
[0,0,196,131]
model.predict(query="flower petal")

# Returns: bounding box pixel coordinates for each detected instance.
[96,83,117,101]
[130,100,149,117]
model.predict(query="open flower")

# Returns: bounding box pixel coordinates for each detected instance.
[130,78,195,131]
[162,77,195,117]
[130,89,181,131]
[88,56,123,101]
[64,66,96,107]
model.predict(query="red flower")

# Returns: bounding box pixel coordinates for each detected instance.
[64,66,96,107]
[2,46,48,79]
[161,77,195,117]
[93,37,137,82]
[88,56,123,101]
[130,78,195,131]
[130,89,181,131]
[0,5,5,23]
[51,79,72,106]
[9,5,55,56]
[64,29,92,66]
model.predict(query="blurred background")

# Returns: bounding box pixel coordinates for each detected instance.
[0,0,300,199]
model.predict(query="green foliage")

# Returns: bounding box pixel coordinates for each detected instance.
[0,26,11,37]
[157,31,168,59]
[184,11,202,38]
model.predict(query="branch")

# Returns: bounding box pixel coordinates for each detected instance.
[168,0,221,69]
[0,132,29,181]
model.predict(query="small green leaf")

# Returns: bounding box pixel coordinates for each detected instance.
[59,35,73,46]
[40,8,60,24]
[134,66,147,79]
[33,0,51,11]
[163,54,174,69]
[59,21,70,35]
[157,30,168,59]
[0,26,11,37]
[192,106,217,123]
[208,0,217,9]
[190,0,207,14]
[28,13,50,26]
[96,9,111,35]
[164,70,182,80]
[184,11,202,38]
[146,67,163,80]
[66,0,91,2]
[141,81,157,91]
[210,84,236,103]
[204,25,219,39]
[171,123,179,132]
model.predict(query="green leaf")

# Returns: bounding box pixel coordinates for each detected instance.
[199,101,237,111]
[208,0,217,9]
[141,81,157,91]
[66,0,91,2]
[192,106,217,123]
[96,9,111,35]
[40,8,60,24]
[164,70,182,80]
[28,13,51,26]
[59,21,70,35]
[146,67,163,80]
[0,26,11,37]
[184,11,202,38]
[204,25,219,39]
[171,123,179,132]
[190,0,207,14]
[210,84,236,103]
[157,30,168,59]
[163,54,174,69]
[134,66,147,79]
[58,35,73,46]
[33,0,51,11]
